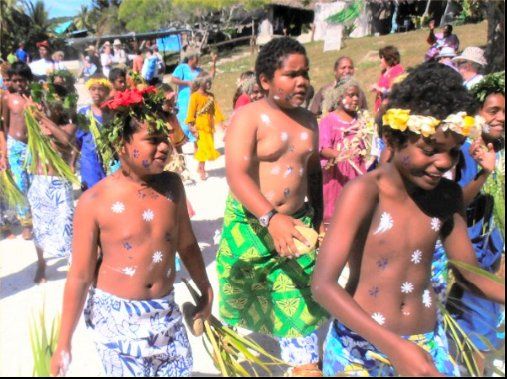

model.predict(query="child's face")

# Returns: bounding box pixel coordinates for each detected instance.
[122,122,171,175]
[113,76,127,92]
[10,74,28,94]
[393,127,463,191]
[89,85,109,105]
[340,86,360,112]
[480,93,505,142]
[261,53,310,109]
[249,83,263,102]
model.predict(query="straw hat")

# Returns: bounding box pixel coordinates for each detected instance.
[113,39,122,46]
[452,47,487,66]
[437,46,457,59]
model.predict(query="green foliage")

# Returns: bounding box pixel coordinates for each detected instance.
[456,0,485,24]
[29,302,60,377]
[183,279,288,376]
[0,169,26,209]
[118,0,173,33]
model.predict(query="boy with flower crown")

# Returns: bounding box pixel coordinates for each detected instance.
[76,76,115,191]
[312,63,504,376]
[50,86,213,377]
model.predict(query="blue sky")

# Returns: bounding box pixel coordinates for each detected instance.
[43,0,92,19]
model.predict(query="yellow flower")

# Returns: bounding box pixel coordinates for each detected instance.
[462,115,476,136]
[382,109,410,132]
[407,115,440,137]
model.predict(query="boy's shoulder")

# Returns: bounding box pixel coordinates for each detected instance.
[342,171,381,203]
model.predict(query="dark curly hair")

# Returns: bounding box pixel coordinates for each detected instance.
[255,37,308,89]
[382,62,477,146]
[7,61,33,81]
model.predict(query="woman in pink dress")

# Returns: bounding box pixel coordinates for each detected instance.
[319,78,368,225]
[371,45,405,113]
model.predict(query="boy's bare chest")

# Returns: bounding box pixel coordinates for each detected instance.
[366,199,443,259]
[256,115,316,161]
[98,190,178,237]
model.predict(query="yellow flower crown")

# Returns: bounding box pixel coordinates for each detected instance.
[85,77,112,90]
[382,109,485,139]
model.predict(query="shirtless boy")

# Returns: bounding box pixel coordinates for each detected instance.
[50,87,212,377]
[216,37,327,376]
[312,63,505,376]
[1,62,33,239]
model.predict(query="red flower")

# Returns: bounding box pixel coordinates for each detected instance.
[101,89,145,110]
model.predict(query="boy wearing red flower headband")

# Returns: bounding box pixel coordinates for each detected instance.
[51,86,213,377]
[313,63,504,376]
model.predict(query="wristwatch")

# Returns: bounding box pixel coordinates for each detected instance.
[259,209,278,227]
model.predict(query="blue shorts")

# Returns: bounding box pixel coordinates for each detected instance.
[323,320,459,377]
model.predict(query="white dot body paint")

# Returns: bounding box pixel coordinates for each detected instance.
[12,99,19,105]
[142,209,154,222]
[402,310,411,316]
[273,95,281,101]
[373,212,394,235]
[401,282,414,294]
[166,268,172,278]
[280,132,289,142]
[300,131,309,141]
[122,267,136,277]
[372,312,386,325]
[411,250,423,264]
[299,167,304,177]
[152,251,163,264]
[270,166,281,175]
[260,113,271,125]
[422,289,432,308]
[283,166,293,178]
[431,218,442,232]
[111,201,125,214]
[243,156,251,162]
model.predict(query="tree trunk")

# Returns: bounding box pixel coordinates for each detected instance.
[485,0,505,73]
[439,0,452,26]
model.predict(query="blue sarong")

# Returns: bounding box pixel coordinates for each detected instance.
[84,287,193,377]
[6,136,32,226]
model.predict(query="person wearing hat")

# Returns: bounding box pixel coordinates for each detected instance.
[52,51,66,71]
[453,46,487,90]
[112,39,127,66]
[30,40,54,82]
[436,46,458,71]
[100,42,113,79]
[85,45,102,74]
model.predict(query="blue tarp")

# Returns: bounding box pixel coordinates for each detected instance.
[53,20,74,35]
[156,34,181,52]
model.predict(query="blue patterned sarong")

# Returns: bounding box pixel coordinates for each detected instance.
[7,137,32,226]
[278,331,320,365]
[84,287,193,377]
[323,320,459,377]
[27,175,74,260]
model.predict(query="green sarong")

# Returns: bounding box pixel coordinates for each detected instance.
[216,195,328,338]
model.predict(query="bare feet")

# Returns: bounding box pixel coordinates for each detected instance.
[22,227,33,240]
[34,263,47,284]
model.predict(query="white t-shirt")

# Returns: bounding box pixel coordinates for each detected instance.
[30,58,54,77]
[101,53,113,78]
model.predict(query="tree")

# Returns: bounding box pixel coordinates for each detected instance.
[485,0,504,73]
[118,0,173,32]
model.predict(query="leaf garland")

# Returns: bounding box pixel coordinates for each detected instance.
[0,169,25,209]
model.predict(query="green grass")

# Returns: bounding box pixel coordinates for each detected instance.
[210,21,488,115]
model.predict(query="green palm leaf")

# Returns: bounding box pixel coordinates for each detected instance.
[326,0,363,25]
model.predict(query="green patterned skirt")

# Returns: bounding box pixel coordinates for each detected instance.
[216,195,328,338]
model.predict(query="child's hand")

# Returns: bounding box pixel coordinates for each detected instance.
[387,340,442,376]
[38,115,55,136]
[193,285,213,321]
[470,138,496,173]
[268,214,310,258]
[50,347,71,377]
